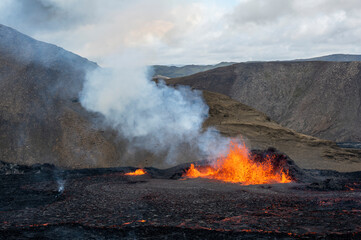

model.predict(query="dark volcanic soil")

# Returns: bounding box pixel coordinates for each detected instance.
[1,151,361,239]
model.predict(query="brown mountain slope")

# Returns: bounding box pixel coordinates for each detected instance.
[202,91,361,172]
[168,62,361,142]
[0,24,121,168]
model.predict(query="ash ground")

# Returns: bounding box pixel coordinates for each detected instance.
[1,159,361,239]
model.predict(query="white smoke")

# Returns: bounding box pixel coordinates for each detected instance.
[80,54,229,165]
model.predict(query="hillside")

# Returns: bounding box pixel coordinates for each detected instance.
[202,91,361,171]
[295,54,361,62]
[0,24,123,168]
[168,61,361,142]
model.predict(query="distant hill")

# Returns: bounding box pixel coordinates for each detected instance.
[153,54,361,80]
[168,61,361,142]
[294,54,361,62]
[152,62,235,78]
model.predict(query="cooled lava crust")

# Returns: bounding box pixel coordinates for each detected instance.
[1,149,361,239]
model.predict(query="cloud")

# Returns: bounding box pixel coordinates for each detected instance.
[229,0,293,25]
[0,0,84,32]
[223,0,361,61]
[1,0,361,64]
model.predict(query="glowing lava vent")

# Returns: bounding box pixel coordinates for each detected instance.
[125,169,146,176]
[184,141,291,185]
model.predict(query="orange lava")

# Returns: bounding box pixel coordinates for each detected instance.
[125,169,146,176]
[184,141,291,185]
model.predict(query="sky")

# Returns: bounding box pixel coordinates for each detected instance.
[1,0,361,65]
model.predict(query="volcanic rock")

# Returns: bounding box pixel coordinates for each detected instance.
[1,159,361,239]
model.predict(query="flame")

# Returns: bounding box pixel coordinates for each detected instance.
[184,141,291,185]
[125,169,146,176]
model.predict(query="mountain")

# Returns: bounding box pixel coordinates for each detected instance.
[152,62,235,78]
[0,24,131,168]
[168,61,361,142]
[1,24,360,171]
[294,54,361,62]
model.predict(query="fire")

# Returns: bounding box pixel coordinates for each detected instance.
[125,169,146,176]
[184,141,291,185]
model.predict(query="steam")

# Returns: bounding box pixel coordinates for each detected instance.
[80,54,229,164]
[54,169,66,193]
[57,179,65,193]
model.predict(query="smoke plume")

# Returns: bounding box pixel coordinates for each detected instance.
[80,54,229,165]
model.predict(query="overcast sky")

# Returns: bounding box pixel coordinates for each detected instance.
[1,0,361,65]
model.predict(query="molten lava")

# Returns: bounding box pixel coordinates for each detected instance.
[125,169,146,176]
[184,141,291,185]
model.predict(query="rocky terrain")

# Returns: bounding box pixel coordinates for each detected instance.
[1,157,361,239]
[168,61,361,142]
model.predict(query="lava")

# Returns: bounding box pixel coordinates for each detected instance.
[184,141,291,185]
[2,158,361,238]
[125,169,146,176]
